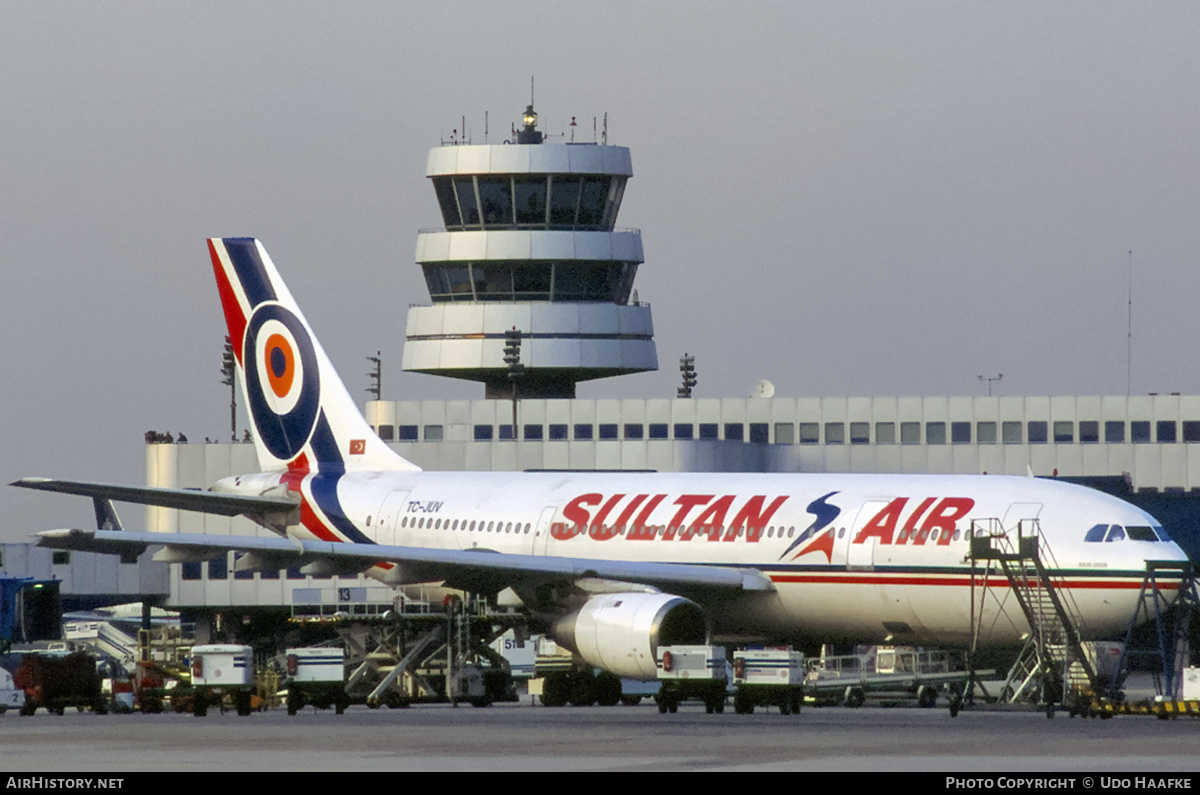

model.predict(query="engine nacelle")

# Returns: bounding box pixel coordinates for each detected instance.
[552,592,708,680]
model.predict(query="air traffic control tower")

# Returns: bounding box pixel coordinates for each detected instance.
[402,106,657,398]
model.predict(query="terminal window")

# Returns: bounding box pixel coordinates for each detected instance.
[499,424,515,440]
[951,422,971,444]
[850,422,870,445]
[725,423,745,442]
[474,425,494,441]
[399,425,419,441]
[649,423,669,439]
[524,425,544,440]
[1053,421,1074,443]
[1157,421,1177,443]
[1131,421,1151,443]
[1002,421,1022,444]
[976,422,997,444]
[599,424,619,440]
[624,424,644,440]
[875,422,896,444]
[749,423,769,444]
[1185,421,1200,442]
[900,422,921,445]
[699,423,719,439]
[549,424,569,440]
[824,423,844,445]
[574,424,594,440]
[1027,421,1048,444]
[799,423,819,444]
[424,425,444,441]
[774,423,794,444]
[1105,421,1125,443]
[377,425,394,441]
[1079,421,1099,443]
[674,424,694,440]
[925,422,946,445]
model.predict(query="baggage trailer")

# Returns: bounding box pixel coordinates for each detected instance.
[13,651,105,716]
[655,645,728,714]
[806,646,975,715]
[189,644,255,716]
[733,648,805,714]
[285,647,350,714]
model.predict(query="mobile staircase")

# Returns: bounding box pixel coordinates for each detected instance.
[969,518,1099,715]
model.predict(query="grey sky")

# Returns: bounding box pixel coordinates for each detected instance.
[3,2,1199,540]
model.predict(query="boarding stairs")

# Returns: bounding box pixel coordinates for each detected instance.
[970,519,1098,707]
[1115,560,1200,701]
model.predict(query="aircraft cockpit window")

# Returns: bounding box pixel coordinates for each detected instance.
[1154,526,1172,542]
[1084,524,1108,543]
[1105,525,1126,542]
[1125,525,1158,541]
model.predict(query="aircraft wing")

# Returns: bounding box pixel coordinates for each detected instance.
[35,528,775,594]
[12,478,297,518]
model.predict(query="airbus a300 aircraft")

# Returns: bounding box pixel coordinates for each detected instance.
[19,238,1189,680]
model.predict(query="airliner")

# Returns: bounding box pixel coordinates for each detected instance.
[17,238,1188,681]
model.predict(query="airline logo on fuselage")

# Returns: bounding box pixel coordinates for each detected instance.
[550,492,976,553]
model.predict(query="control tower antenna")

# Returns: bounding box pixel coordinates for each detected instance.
[1127,249,1133,397]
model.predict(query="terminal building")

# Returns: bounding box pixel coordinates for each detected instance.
[18,106,1200,632]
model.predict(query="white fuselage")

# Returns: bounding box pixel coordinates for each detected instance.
[257,469,1186,647]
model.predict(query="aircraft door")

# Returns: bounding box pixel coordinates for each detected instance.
[532,506,557,556]
[843,499,892,570]
[1002,502,1043,539]
[374,490,410,546]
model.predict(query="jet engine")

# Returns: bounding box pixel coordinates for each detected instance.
[552,592,708,680]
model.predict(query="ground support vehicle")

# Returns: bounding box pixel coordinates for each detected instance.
[13,651,105,715]
[0,667,25,714]
[732,648,805,714]
[656,645,728,714]
[189,644,255,717]
[806,647,975,715]
[285,647,350,714]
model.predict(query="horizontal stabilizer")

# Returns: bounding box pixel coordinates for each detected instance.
[12,478,298,518]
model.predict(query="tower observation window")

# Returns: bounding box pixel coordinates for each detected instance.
[431,175,624,230]
[423,261,637,303]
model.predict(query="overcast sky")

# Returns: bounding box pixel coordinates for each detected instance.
[3,2,1200,540]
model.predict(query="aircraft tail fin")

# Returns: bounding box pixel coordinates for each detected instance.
[207,238,419,474]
